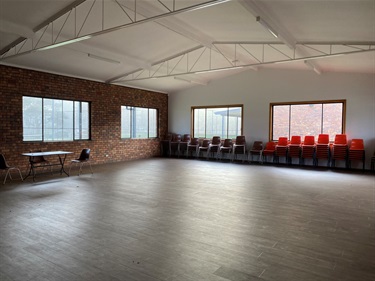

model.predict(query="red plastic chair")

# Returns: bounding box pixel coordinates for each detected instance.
[275,137,289,163]
[262,141,277,163]
[287,136,301,165]
[301,136,315,165]
[348,139,365,170]
[331,134,348,168]
[315,134,330,167]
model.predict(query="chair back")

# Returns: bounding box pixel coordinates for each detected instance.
[78,149,91,161]
[211,136,221,145]
[171,134,181,142]
[317,134,329,144]
[30,150,47,164]
[265,141,276,150]
[189,138,199,146]
[277,137,288,146]
[201,139,211,147]
[290,136,301,145]
[222,138,233,148]
[334,134,347,145]
[350,139,364,150]
[182,134,191,142]
[303,135,315,145]
[165,132,173,141]
[0,154,8,169]
[251,141,263,151]
[235,136,246,145]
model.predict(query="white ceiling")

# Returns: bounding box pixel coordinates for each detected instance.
[1,0,374,94]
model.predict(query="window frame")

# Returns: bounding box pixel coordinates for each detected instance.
[269,99,346,141]
[121,106,159,139]
[191,104,244,139]
[22,96,91,142]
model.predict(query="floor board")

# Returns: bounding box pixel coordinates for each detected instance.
[1,158,374,281]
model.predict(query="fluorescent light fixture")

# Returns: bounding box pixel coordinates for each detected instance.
[88,53,121,64]
[189,0,231,12]
[36,35,93,51]
[304,60,321,75]
[256,16,278,38]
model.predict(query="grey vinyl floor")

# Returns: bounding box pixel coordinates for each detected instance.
[0,158,374,281]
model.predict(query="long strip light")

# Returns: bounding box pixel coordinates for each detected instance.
[256,16,278,38]
[304,60,322,75]
[36,35,93,51]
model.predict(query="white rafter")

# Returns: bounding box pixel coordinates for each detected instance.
[239,0,323,75]
[111,42,375,83]
[0,0,231,60]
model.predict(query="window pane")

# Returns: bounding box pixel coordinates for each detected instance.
[121,106,158,139]
[194,108,206,138]
[74,102,81,139]
[228,107,242,139]
[121,106,131,138]
[44,99,60,141]
[271,101,344,141]
[273,105,290,140]
[290,104,322,139]
[23,97,42,141]
[63,100,74,141]
[81,102,89,139]
[193,106,243,139]
[323,103,343,141]
[149,109,157,138]
[23,97,89,142]
[207,107,227,139]
[134,107,148,138]
[74,102,90,140]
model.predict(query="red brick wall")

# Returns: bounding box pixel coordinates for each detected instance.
[0,65,168,170]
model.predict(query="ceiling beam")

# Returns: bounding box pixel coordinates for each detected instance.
[0,0,230,59]
[239,0,323,75]
[112,43,375,83]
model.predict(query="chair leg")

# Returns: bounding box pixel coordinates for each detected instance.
[88,162,93,174]
[3,170,9,184]
[69,163,72,175]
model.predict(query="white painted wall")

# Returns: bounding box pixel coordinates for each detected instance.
[169,68,375,169]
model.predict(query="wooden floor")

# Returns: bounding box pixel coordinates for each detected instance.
[1,158,374,281]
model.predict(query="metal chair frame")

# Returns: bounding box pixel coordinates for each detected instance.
[0,154,23,184]
[69,149,93,176]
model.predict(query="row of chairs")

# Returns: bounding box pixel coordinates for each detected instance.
[262,134,366,170]
[161,133,369,170]
[0,149,93,184]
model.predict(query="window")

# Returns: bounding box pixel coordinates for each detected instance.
[270,100,345,141]
[192,105,243,139]
[23,96,90,141]
[121,106,158,139]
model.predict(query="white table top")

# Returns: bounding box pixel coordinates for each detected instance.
[22,151,73,157]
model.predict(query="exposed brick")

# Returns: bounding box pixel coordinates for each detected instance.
[0,65,168,170]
